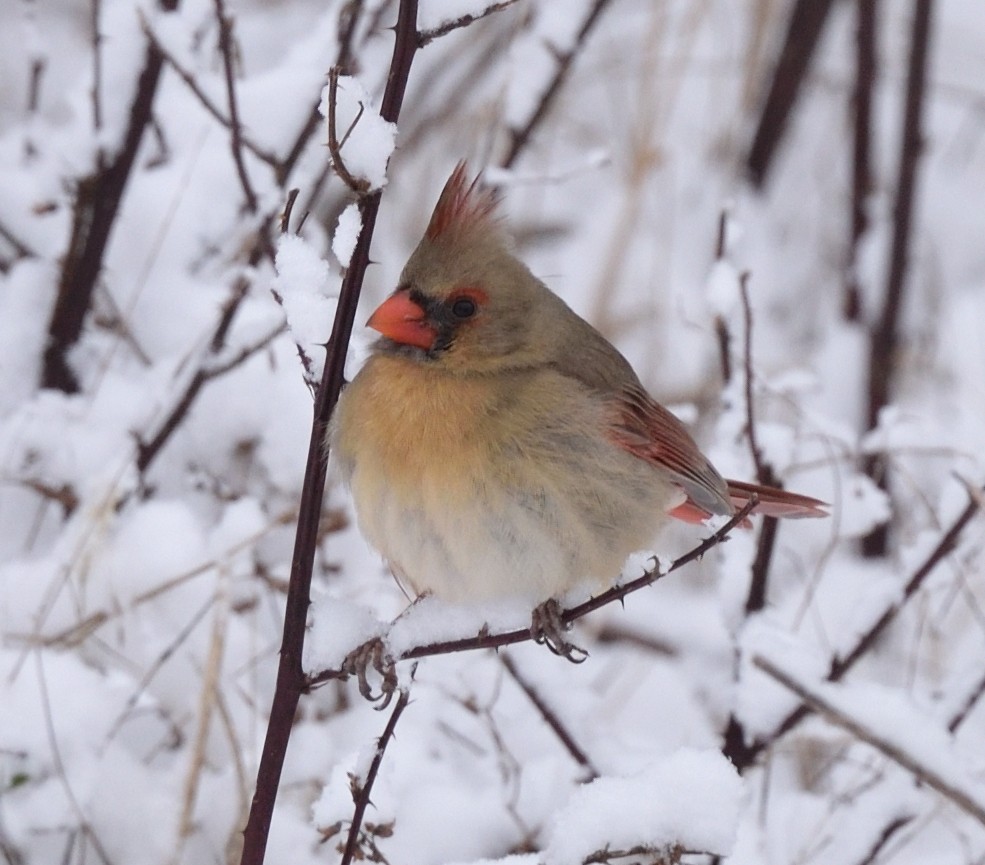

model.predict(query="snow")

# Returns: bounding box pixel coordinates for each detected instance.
[545,749,743,863]
[3,1,985,864]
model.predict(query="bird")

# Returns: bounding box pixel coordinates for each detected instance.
[330,163,826,649]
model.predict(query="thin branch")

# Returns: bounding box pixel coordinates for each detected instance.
[340,681,413,865]
[948,668,985,733]
[213,0,259,212]
[854,816,914,865]
[730,486,983,771]
[753,654,985,827]
[35,652,114,865]
[416,0,519,47]
[500,653,599,780]
[862,0,935,557]
[844,0,878,322]
[239,2,421,862]
[274,0,366,186]
[307,500,755,689]
[326,68,370,193]
[90,0,104,138]
[500,0,615,169]
[745,0,840,187]
[140,15,280,169]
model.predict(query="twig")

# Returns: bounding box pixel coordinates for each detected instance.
[730,486,983,771]
[854,815,914,865]
[136,268,255,474]
[339,680,414,865]
[947,668,985,733]
[500,0,615,168]
[416,0,519,47]
[500,653,599,780]
[862,0,935,558]
[753,654,985,827]
[43,0,182,394]
[737,274,780,620]
[239,3,421,862]
[326,68,370,193]
[745,0,840,187]
[213,0,259,212]
[90,0,104,138]
[844,0,878,322]
[140,16,280,169]
[274,0,366,186]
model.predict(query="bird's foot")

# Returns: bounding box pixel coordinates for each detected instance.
[530,599,588,663]
[341,637,398,707]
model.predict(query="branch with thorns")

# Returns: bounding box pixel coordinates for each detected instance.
[307,500,757,703]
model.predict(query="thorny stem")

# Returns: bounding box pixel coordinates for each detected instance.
[238,3,420,863]
[306,501,756,687]
[339,681,413,865]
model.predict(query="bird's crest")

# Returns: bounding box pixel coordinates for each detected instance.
[425,162,501,244]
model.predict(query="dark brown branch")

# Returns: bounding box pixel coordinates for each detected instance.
[90,0,104,136]
[854,816,914,865]
[307,500,755,689]
[745,0,840,188]
[753,654,985,826]
[737,275,780,619]
[42,0,181,394]
[416,0,519,47]
[844,0,879,322]
[862,0,935,558]
[948,668,985,733]
[239,2,420,862]
[500,653,599,780]
[140,17,280,169]
[340,682,413,865]
[730,486,982,772]
[500,0,614,169]
[213,0,259,212]
[136,266,255,474]
[326,68,370,193]
[274,0,366,187]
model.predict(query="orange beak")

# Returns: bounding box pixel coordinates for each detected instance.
[367,289,437,350]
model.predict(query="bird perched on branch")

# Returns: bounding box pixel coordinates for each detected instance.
[331,164,826,650]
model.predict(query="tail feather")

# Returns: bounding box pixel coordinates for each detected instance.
[667,479,828,525]
[725,479,829,519]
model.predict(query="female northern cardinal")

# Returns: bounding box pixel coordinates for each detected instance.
[331,164,826,612]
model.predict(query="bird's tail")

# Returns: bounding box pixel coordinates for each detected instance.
[668,479,828,525]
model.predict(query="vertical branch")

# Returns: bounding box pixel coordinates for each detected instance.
[90,0,104,139]
[861,0,935,558]
[844,0,878,322]
[238,3,420,864]
[213,0,259,213]
[339,684,413,865]
[745,0,839,188]
[42,0,182,394]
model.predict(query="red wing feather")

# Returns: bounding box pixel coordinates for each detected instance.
[608,385,829,524]
[607,385,733,518]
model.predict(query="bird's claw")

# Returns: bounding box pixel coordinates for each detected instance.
[341,637,398,707]
[531,599,588,663]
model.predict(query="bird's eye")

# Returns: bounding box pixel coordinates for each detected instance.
[451,297,477,319]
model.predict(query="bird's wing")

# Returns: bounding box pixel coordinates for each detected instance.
[605,383,733,517]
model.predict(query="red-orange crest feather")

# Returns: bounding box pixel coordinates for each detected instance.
[426,162,501,243]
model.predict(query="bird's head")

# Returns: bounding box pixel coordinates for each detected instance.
[366,163,556,375]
